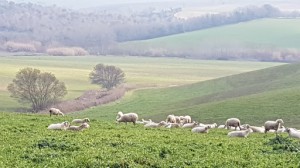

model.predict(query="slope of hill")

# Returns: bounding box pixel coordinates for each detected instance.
[72,62,300,127]
[1,112,300,167]
[118,18,300,62]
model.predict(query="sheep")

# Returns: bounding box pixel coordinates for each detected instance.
[191,126,210,133]
[249,126,265,133]
[224,118,242,130]
[49,108,64,117]
[228,124,251,138]
[218,125,225,129]
[116,112,138,125]
[166,115,176,123]
[140,119,152,125]
[71,118,90,124]
[175,116,181,123]
[199,123,217,129]
[182,122,198,128]
[144,121,165,128]
[181,115,192,124]
[165,123,181,128]
[116,111,123,120]
[67,123,90,131]
[264,119,284,134]
[286,128,300,139]
[47,121,69,130]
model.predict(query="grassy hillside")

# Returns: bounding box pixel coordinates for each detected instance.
[118,19,300,61]
[71,62,300,128]
[0,56,280,112]
[1,112,300,167]
[121,19,300,49]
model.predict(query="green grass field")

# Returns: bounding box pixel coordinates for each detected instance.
[0,56,281,112]
[1,112,300,167]
[71,62,300,128]
[119,18,300,51]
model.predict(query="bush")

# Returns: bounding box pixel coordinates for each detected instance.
[4,41,37,52]
[46,47,89,56]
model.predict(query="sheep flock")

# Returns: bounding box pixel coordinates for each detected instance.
[46,108,300,140]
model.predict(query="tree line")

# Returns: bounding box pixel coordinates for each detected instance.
[0,0,298,56]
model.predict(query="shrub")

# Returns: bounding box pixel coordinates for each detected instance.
[46,47,89,56]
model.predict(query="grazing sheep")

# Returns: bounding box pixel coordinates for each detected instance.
[182,122,198,128]
[144,121,165,128]
[116,112,138,125]
[228,124,251,138]
[49,108,64,117]
[116,111,123,120]
[67,123,90,131]
[225,118,242,130]
[191,126,210,133]
[47,121,69,130]
[71,118,90,124]
[286,128,300,139]
[175,116,181,123]
[166,115,176,123]
[181,115,192,124]
[264,119,284,134]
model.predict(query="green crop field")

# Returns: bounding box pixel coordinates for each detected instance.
[71,62,300,128]
[119,18,300,51]
[1,112,300,167]
[0,56,281,112]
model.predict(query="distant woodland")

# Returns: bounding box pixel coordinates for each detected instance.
[0,0,299,61]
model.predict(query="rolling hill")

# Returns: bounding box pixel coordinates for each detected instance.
[71,62,300,128]
[118,18,300,61]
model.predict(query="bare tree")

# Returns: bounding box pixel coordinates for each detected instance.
[7,67,67,112]
[89,64,125,90]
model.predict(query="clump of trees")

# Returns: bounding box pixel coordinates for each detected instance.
[7,68,67,112]
[46,47,89,56]
[89,64,125,90]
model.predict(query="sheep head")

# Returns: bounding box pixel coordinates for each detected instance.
[276,119,284,124]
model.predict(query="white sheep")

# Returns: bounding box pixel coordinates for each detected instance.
[175,116,181,123]
[116,112,139,125]
[166,115,176,123]
[191,126,210,133]
[116,111,123,120]
[67,123,90,131]
[181,115,192,124]
[228,124,251,138]
[218,124,225,129]
[47,121,69,130]
[165,123,181,128]
[144,121,165,128]
[182,122,198,128]
[199,123,217,129]
[286,128,300,139]
[224,118,242,130]
[49,108,64,117]
[264,119,284,134]
[140,119,152,125]
[71,118,90,124]
[249,126,265,133]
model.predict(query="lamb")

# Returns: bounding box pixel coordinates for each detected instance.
[116,112,138,125]
[286,128,300,139]
[166,115,176,123]
[67,123,90,131]
[182,122,198,128]
[49,108,64,117]
[224,118,242,130]
[228,124,251,138]
[71,118,90,124]
[264,119,284,134]
[47,121,70,130]
[191,126,210,133]
[218,125,225,129]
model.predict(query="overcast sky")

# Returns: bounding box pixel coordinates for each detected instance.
[9,0,176,9]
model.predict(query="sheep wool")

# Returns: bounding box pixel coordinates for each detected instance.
[286,128,300,139]
[264,119,284,133]
[191,126,210,133]
[72,118,90,124]
[47,121,69,130]
[116,112,138,125]
[49,108,64,117]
